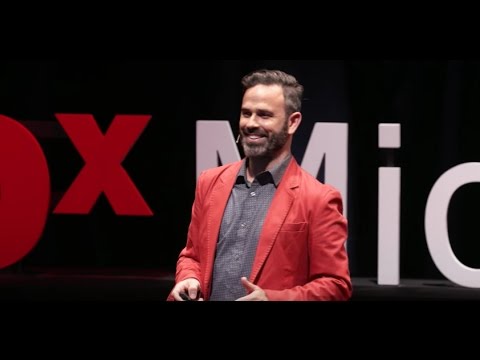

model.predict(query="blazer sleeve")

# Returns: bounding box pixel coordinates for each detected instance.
[174,172,206,285]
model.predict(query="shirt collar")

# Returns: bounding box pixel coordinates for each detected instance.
[236,154,292,188]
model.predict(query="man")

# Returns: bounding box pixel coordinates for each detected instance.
[168,69,352,301]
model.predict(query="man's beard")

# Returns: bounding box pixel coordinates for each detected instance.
[241,120,289,159]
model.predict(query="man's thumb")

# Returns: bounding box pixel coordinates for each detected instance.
[241,277,257,293]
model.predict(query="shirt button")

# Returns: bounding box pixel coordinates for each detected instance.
[250,192,256,197]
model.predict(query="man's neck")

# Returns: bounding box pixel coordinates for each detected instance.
[246,151,291,183]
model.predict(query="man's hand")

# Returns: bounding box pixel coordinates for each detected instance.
[170,278,203,301]
[236,277,269,301]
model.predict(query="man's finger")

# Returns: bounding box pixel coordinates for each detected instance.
[241,277,258,293]
[188,288,198,300]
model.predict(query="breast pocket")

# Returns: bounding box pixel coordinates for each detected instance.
[279,222,307,232]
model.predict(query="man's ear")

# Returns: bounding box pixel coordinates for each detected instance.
[288,112,302,135]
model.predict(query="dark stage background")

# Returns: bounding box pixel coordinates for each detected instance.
[1,60,480,285]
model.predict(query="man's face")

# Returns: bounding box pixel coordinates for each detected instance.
[239,84,290,159]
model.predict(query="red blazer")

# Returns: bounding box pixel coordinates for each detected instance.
[171,157,352,301]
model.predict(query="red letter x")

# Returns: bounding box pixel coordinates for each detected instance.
[53,114,153,216]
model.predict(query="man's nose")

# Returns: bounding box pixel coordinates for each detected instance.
[245,115,259,128]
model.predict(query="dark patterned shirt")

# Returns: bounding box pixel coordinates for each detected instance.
[209,154,291,301]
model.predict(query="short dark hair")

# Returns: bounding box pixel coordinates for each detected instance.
[241,69,304,116]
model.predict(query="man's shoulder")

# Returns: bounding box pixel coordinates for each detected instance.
[198,160,243,182]
[293,163,341,196]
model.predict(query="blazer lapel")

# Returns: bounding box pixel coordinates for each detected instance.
[249,159,300,283]
[204,162,243,291]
